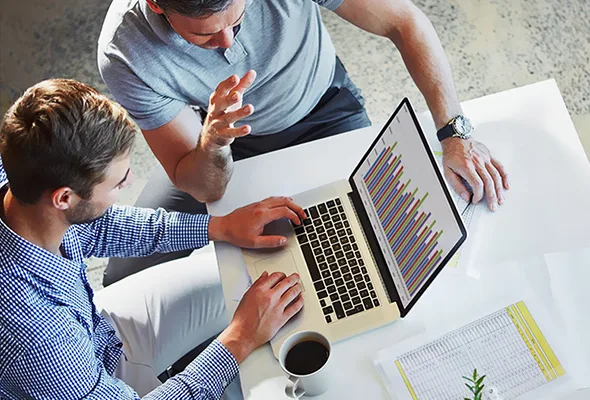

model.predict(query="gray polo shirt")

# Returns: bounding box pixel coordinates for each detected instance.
[98,0,344,134]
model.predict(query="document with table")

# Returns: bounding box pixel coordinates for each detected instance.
[374,301,566,400]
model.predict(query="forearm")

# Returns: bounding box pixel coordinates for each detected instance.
[390,5,462,129]
[175,135,234,203]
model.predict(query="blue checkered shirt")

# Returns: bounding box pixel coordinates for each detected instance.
[0,157,239,399]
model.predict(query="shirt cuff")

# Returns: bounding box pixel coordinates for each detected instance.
[185,339,240,397]
[167,212,211,251]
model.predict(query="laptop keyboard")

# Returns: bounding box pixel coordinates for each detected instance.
[294,198,380,324]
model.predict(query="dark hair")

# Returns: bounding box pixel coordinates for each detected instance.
[152,0,234,17]
[0,79,136,204]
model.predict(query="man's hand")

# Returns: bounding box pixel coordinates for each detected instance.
[441,137,510,211]
[201,70,257,149]
[217,272,304,363]
[209,196,307,248]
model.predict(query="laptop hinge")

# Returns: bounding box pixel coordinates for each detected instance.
[347,188,402,307]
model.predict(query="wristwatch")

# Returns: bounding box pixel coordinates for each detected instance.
[436,115,473,142]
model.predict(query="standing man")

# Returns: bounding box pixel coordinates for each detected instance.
[98,0,509,284]
[0,79,304,399]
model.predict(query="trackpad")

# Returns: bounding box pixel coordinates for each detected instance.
[254,251,305,291]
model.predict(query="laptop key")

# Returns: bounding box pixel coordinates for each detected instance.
[303,218,312,226]
[325,221,333,229]
[341,266,350,274]
[341,293,350,303]
[334,222,343,230]
[338,206,344,213]
[327,255,336,263]
[311,240,320,248]
[314,219,322,227]
[333,271,342,279]
[346,228,353,235]
[370,290,377,299]
[309,206,319,219]
[301,244,321,281]
[317,255,325,263]
[338,258,347,266]
[321,214,330,222]
[359,259,364,266]
[318,204,328,214]
[313,247,322,256]
[349,259,358,267]
[335,198,341,205]
[319,233,328,242]
[350,236,356,243]
[351,267,360,275]
[314,281,325,291]
[363,298,374,310]
[343,244,352,252]
[321,241,330,249]
[352,243,358,251]
[317,226,325,234]
[335,278,344,287]
[355,251,362,259]
[329,263,339,272]
[343,301,353,310]
[319,262,328,271]
[374,299,380,307]
[350,289,359,298]
[325,315,332,323]
[325,278,334,286]
[347,305,364,317]
[368,282,374,290]
[317,290,328,299]
[333,243,342,251]
[335,251,344,259]
[327,200,335,208]
[322,306,333,315]
[344,221,350,228]
[327,285,337,294]
[306,226,314,233]
[360,289,369,298]
[321,270,330,279]
[337,229,346,237]
[357,281,366,290]
[354,274,363,282]
[320,299,326,307]
[364,275,371,282]
[341,237,349,244]
[337,286,347,294]
[333,214,341,222]
[297,235,308,244]
[361,267,367,274]
[307,233,316,242]
[295,226,305,235]
[343,273,353,282]
[329,207,338,215]
[333,301,345,319]
[346,281,355,289]
[330,293,339,302]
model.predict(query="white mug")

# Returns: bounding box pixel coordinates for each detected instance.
[278,331,332,398]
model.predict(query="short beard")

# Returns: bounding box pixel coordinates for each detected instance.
[66,198,107,225]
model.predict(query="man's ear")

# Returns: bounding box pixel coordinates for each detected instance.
[50,187,77,211]
[146,0,165,14]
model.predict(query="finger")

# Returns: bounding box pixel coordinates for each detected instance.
[210,91,242,117]
[475,164,498,211]
[491,158,510,190]
[223,104,254,125]
[283,295,304,320]
[214,125,251,139]
[215,74,239,98]
[280,282,303,307]
[234,70,257,93]
[273,273,301,297]
[261,197,307,221]
[266,206,302,226]
[444,168,471,203]
[259,271,287,289]
[458,166,484,205]
[486,162,505,205]
[251,235,288,249]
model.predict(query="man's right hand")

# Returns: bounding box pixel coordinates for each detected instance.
[201,70,257,148]
[217,272,304,363]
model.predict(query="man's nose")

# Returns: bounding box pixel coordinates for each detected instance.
[214,26,234,49]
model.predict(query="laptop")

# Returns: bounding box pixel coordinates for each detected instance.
[242,98,468,358]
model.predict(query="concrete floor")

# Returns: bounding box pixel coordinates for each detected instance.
[1,0,588,289]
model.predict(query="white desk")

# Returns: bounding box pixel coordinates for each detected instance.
[207,80,590,399]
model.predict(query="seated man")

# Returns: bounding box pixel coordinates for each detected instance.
[0,79,304,399]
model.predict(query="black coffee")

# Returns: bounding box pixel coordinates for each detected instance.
[284,340,329,376]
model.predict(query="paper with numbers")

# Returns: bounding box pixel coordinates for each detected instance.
[374,301,565,399]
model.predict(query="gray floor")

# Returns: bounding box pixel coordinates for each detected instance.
[1,0,588,290]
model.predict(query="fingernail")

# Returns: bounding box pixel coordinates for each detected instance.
[461,193,470,202]
[232,93,239,101]
[280,238,287,245]
[491,203,497,211]
[499,195,505,204]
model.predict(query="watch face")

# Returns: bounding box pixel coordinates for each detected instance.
[452,115,473,138]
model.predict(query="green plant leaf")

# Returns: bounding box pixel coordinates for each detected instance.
[476,375,486,386]
[465,383,475,393]
[473,368,478,380]
[462,375,474,382]
[475,384,485,395]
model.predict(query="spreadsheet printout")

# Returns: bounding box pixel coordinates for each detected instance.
[374,301,565,400]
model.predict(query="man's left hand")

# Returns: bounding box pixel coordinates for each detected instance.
[441,137,510,211]
[208,196,307,248]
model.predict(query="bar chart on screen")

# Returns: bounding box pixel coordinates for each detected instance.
[352,103,465,307]
[363,144,444,296]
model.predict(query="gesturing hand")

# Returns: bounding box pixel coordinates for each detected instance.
[201,70,257,148]
[218,272,304,363]
[441,137,510,211]
[209,196,307,248]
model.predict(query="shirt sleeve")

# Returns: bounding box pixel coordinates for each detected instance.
[3,329,238,400]
[75,205,211,259]
[312,0,344,11]
[0,155,7,186]
[98,46,186,130]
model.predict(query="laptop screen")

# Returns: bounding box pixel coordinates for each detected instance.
[350,99,466,312]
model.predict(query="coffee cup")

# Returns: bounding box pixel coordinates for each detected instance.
[278,331,331,398]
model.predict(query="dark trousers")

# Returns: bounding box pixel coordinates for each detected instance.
[104,58,371,287]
